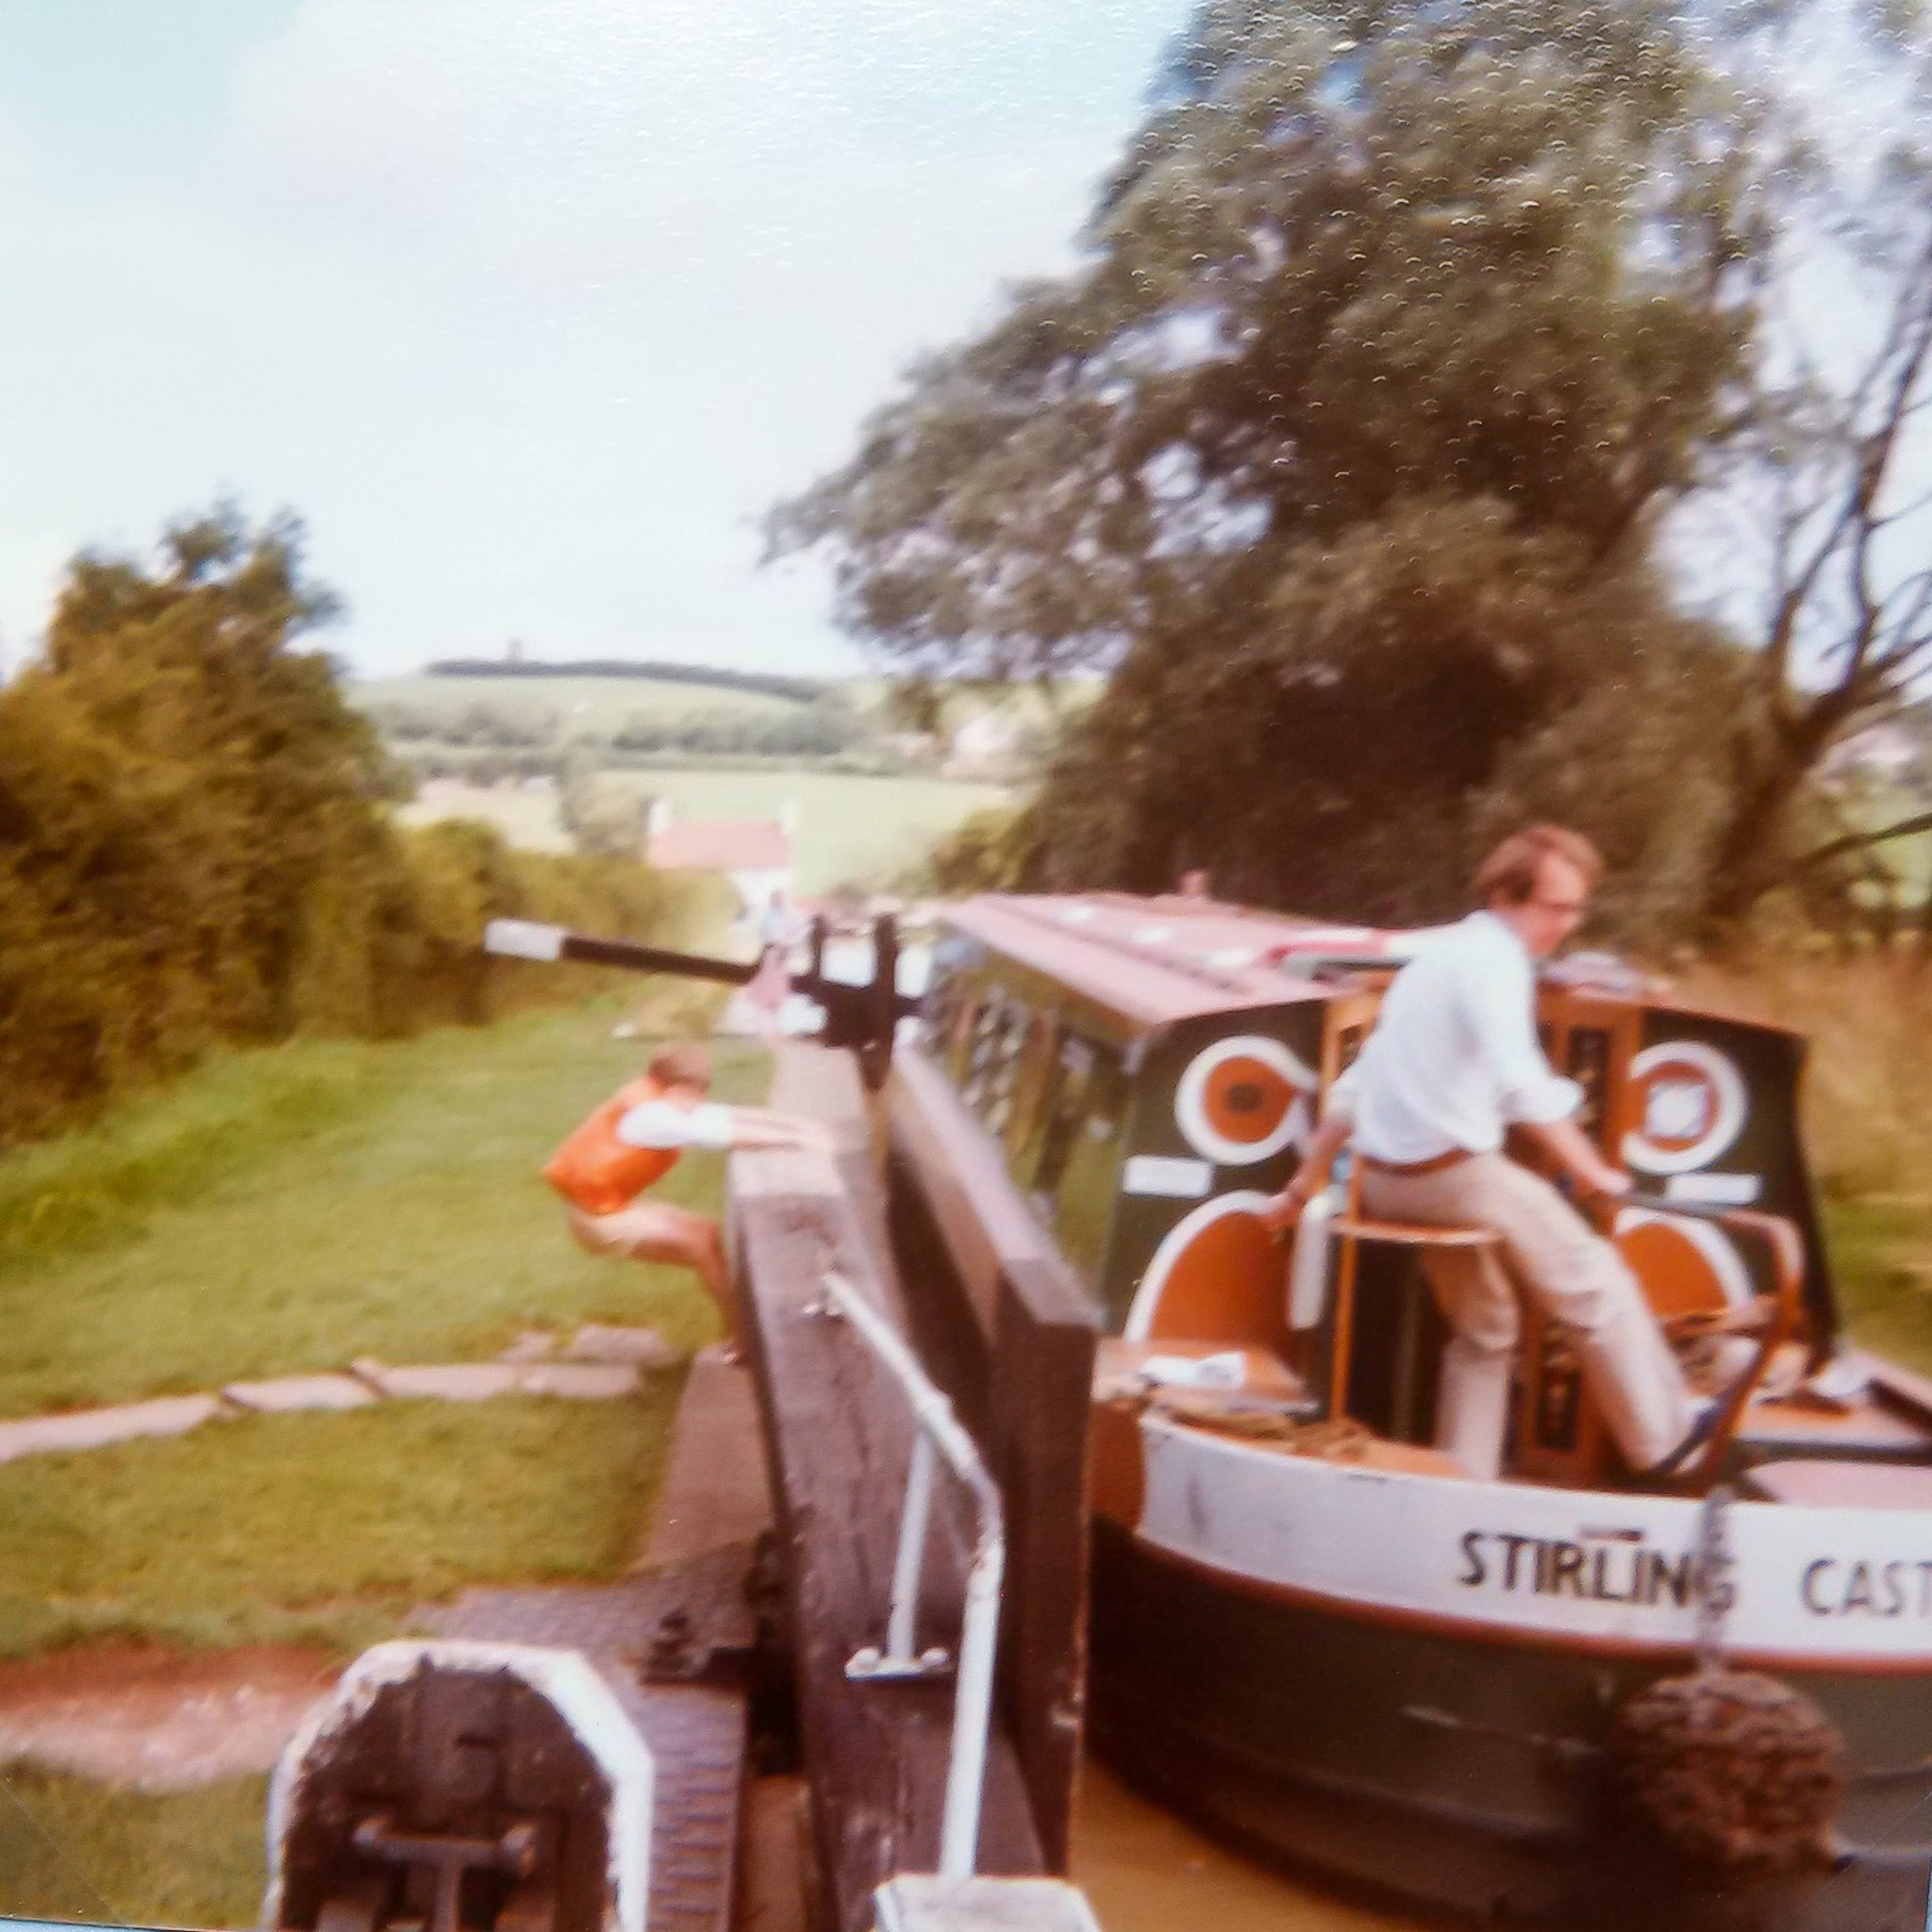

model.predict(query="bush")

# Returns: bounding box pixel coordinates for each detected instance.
[0,509,706,1147]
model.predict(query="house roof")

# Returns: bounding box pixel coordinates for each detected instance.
[647,819,791,874]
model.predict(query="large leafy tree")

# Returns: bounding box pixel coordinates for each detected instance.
[774,0,1761,927]
[0,509,415,1133]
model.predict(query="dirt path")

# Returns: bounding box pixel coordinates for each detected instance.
[0,1645,338,1790]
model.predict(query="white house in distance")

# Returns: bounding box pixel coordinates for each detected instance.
[645,799,796,923]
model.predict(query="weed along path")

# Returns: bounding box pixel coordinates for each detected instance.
[0,996,758,1924]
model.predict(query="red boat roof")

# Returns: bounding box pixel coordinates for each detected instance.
[943,891,1804,1041]
[944,891,1425,1030]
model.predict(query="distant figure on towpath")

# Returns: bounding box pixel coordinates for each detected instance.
[542,1041,828,1360]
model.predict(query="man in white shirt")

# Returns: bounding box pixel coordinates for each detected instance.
[1266,826,1701,1481]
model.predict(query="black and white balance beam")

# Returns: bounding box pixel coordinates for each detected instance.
[483,919,758,987]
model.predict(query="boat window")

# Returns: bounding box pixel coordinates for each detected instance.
[1031,1034,1128,1280]
[957,990,1005,1103]
[964,994,1030,1135]
[941,980,982,1087]
[1004,1009,1060,1169]
[920,964,959,1057]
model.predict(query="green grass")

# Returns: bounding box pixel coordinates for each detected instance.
[0,1001,763,1419]
[398,767,1010,892]
[0,1766,267,1927]
[0,998,725,1918]
[395,779,575,852]
[1825,1192,1932,1372]
[0,1396,672,1658]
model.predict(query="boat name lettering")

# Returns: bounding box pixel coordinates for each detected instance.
[1800,1557,1932,1618]
[1457,1530,1699,1607]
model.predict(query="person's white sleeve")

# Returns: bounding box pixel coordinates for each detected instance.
[614,1100,737,1151]
[1465,947,1583,1126]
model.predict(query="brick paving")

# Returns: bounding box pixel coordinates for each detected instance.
[423,1566,754,1932]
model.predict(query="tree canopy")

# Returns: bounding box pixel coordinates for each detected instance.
[775,0,1930,936]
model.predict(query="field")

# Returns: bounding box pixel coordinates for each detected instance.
[356,672,810,737]
[397,768,1010,891]
[354,670,1081,741]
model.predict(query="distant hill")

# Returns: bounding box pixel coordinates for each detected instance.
[351,663,1074,788]
[423,658,828,705]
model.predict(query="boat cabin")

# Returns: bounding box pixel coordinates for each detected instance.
[898,889,1911,1492]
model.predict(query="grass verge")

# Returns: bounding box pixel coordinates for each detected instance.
[0,996,761,1419]
[0,1766,267,1927]
[0,1393,676,1659]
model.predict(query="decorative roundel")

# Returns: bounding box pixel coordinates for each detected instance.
[1124,1191,1280,1343]
[1613,1207,1756,1316]
[1174,1035,1315,1166]
[1620,1041,1748,1177]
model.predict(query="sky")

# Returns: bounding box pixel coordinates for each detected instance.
[0,1,1192,678]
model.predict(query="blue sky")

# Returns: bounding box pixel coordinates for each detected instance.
[0,1,1191,677]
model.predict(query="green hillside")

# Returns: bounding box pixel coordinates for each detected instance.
[355,672,810,741]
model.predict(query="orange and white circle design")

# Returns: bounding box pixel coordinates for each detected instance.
[1124,1191,1281,1342]
[1612,1206,1756,1316]
[1174,1035,1314,1167]
[1620,1041,1747,1177]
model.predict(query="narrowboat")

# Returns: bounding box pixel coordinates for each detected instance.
[880,889,1932,1931]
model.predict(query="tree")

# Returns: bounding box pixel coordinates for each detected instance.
[0,508,414,1131]
[1671,5,1932,926]
[772,0,1762,928]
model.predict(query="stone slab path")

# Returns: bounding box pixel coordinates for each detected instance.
[0,1327,677,1466]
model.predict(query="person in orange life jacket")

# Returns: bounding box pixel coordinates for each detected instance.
[543,1040,829,1360]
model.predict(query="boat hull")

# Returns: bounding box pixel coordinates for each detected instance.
[1091,1516,1932,1930]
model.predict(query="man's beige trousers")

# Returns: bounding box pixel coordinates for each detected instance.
[1358,1154,1695,1479]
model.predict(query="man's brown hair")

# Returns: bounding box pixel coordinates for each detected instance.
[648,1041,713,1091]
[1473,824,1604,907]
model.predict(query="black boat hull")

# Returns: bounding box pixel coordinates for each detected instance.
[1090,1518,1932,1930]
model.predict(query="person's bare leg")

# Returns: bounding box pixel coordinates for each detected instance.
[682,1218,747,1360]
[614,1210,745,1359]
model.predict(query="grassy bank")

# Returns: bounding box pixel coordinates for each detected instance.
[0,994,757,1419]
[0,1767,268,1928]
[0,1396,675,1659]
[0,991,757,1925]
[1682,952,1932,1362]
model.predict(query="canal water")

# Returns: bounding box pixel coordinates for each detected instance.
[1072,1760,1439,1932]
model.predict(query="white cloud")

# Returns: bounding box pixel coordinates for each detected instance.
[0,0,1188,674]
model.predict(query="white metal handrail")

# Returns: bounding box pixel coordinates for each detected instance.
[812,1269,1007,1883]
